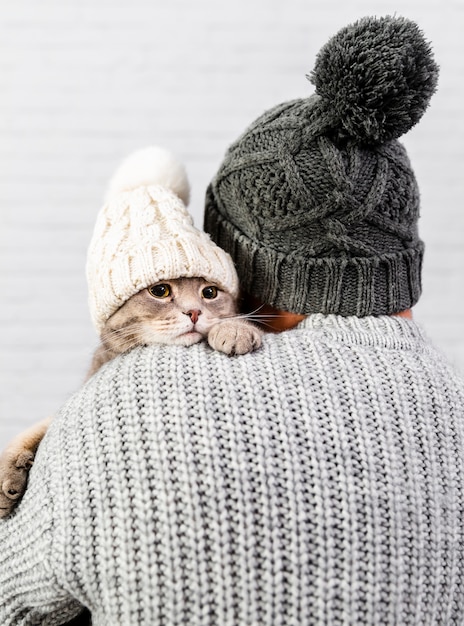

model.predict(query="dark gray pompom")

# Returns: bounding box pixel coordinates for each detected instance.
[310,16,439,144]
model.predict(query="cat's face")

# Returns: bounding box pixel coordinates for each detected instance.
[102,277,237,352]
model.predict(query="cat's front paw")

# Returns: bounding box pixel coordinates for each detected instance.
[0,448,35,518]
[208,320,262,356]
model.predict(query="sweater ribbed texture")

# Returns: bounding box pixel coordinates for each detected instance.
[1,315,463,625]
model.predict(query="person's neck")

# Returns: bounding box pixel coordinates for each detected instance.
[245,295,412,332]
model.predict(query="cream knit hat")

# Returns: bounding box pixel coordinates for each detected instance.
[87,146,239,333]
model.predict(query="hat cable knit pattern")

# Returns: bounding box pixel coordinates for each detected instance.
[87,147,239,333]
[204,16,439,316]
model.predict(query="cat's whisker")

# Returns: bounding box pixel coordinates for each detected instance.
[243,314,284,319]
[236,305,288,319]
[250,319,281,330]
[98,339,141,355]
[103,321,190,353]
[107,321,177,337]
[220,305,267,321]
[212,312,285,323]
[240,303,266,316]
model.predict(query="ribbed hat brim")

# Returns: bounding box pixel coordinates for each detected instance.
[205,188,423,317]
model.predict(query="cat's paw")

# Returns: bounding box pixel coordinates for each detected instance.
[0,448,35,518]
[208,320,262,356]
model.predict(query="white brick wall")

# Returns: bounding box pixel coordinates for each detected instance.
[1,0,463,443]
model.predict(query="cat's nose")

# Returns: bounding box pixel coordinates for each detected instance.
[184,309,201,324]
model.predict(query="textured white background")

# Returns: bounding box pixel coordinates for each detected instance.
[1,0,463,443]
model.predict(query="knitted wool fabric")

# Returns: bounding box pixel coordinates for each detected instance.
[87,147,239,333]
[204,16,439,316]
[1,316,464,625]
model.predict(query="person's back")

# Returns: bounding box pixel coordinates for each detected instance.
[1,314,463,624]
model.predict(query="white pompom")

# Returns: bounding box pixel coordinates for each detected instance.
[105,146,190,205]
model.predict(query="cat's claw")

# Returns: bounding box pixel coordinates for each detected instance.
[0,449,34,518]
[208,320,262,356]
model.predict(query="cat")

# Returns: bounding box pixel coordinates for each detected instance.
[0,276,262,518]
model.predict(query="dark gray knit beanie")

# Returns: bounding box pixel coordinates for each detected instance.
[204,16,439,316]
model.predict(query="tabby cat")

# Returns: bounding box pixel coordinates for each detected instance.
[0,276,262,517]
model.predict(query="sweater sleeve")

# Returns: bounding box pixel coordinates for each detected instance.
[0,419,84,625]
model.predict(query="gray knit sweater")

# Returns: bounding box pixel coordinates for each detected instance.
[1,315,464,625]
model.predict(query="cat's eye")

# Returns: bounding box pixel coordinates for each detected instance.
[148,284,171,299]
[202,286,218,300]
